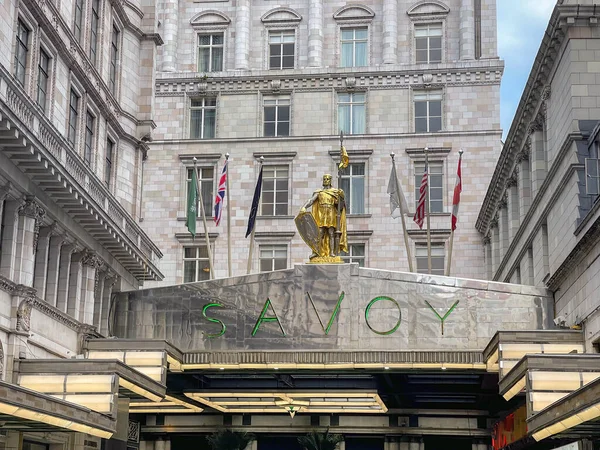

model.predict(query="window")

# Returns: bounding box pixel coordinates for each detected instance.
[14,19,29,86]
[586,144,600,197]
[198,33,223,72]
[183,246,211,282]
[415,161,443,213]
[23,442,49,450]
[259,244,287,272]
[415,23,442,63]
[414,91,442,133]
[341,27,367,67]
[186,167,214,214]
[261,165,289,216]
[341,243,366,267]
[190,98,216,139]
[264,97,290,137]
[416,244,445,275]
[340,163,365,214]
[269,30,294,70]
[105,139,114,186]
[68,89,80,147]
[338,93,365,135]
[109,25,119,94]
[84,111,95,163]
[37,49,50,112]
[89,0,100,65]
[74,0,84,43]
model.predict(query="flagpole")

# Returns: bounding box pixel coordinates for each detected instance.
[425,147,432,274]
[247,156,264,274]
[194,157,215,279]
[225,153,232,277]
[446,149,463,277]
[390,153,414,272]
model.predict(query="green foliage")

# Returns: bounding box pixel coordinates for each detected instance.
[298,430,343,450]
[207,430,254,450]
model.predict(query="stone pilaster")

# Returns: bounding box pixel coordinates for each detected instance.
[56,244,76,312]
[100,275,118,336]
[93,270,106,331]
[45,234,65,306]
[80,252,103,325]
[235,0,250,70]
[67,252,84,320]
[33,224,56,299]
[490,216,500,274]
[498,195,509,261]
[506,173,519,241]
[382,0,398,64]
[0,200,20,282]
[460,0,475,60]
[517,146,532,221]
[530,121,547,197]
[483,235,492,280]
[160,0,178,71]
[308,0,323,67]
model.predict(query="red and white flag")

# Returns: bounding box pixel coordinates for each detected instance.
[413,165,428,229]
[451,154,463,231]
[213,160,227,226]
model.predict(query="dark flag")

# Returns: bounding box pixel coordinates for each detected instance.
[245,165,263,237]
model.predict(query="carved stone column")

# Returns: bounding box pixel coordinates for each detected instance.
[45,234,65,306]
[518,145,532,221]
[234,0,250,70]
[0,200,21,282]
[67,252,84,320]
[498,195,509,261]
[15,197,45,286]
[460,0,475,60]
[530,120,547,197]
[490,216,500,275]
[308,0,323,67]
[8,285,36,380]
[382,0,398,64]
[160,0,178,71]
[33,224,56,299]
[483,235,492,280]
[506,173,520,242]
[93,270,106,331]
[56,244,76,313]
[80,252,103,325]
[100,275,118,336]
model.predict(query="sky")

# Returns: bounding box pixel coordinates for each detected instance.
[498,0,556,138]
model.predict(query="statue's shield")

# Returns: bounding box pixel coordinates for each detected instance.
[295,211,320,255]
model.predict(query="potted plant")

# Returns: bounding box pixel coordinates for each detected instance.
[298,430,343,450]
[207,430,254,450]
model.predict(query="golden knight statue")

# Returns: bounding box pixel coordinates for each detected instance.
[296,173,347,263]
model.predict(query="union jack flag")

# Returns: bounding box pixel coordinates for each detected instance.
[214,160,227,226]
[413,164,428,229]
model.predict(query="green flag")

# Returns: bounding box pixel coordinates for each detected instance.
[186,168,198,237]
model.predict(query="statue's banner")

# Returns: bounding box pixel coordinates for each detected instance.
[113,265,553,352]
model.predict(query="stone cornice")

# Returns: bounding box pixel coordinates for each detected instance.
[476,4,595,234]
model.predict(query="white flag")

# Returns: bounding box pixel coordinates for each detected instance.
[387,163,409,219]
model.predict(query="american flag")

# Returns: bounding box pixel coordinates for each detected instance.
[214,160,227,226]
[413,164,428,229]
[451,153,463,231]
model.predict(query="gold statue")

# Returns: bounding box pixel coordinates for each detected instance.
[296,174,347,263]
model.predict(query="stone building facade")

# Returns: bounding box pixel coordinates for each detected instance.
[477,0,600,350]
[144,0,503,285]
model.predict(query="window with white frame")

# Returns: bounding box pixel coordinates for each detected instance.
[183,246,211,282]
[190,98,216,139]
[37,48,50,112]
[414,161,443,213]
[415,23,442,64]
[340,163,365,214]
[89,0,100,65]
[586,143,600,197]
[340,27,367,67]
[261,165,289,216]
[259,244,287,272]
[338,93,365,135]
[415,243,445,275]
[105,138,114,187]
[341,243,366,267]
[68,89,80,147]
[414,91,442,133]
[14,19,29,86]
[198,33,223,72]
[186,166,214,215]
[269,30,295,70]
[264,97,290,137]
[84,110,95,164]
[109,24,120,94]
[74,0,84,43]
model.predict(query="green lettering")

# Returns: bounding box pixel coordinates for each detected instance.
[307,291,345,335]
[252,298,286,337]
[364,296,401,335]
[425,300,459,335]
[202,303,226,338]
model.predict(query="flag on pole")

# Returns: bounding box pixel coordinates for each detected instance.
[214,160,227,226]
[387,163,409,219]
[338,145,349,170]
[186,168,198,237]
[413,164,428,229]
[246,164,263,238]
[451,154,463,231]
